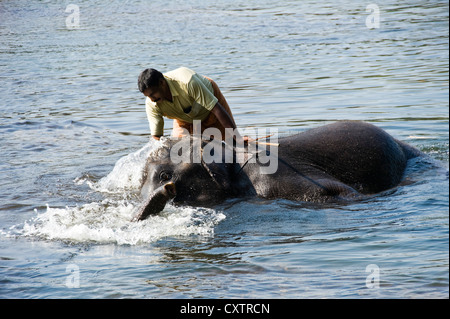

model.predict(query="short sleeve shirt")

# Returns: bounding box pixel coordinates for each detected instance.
[145,67,218,136]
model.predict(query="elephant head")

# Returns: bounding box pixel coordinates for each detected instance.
[132,137,255,221]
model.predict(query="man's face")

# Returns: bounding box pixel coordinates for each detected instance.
[144,78,171,103]
[144,85,163,103]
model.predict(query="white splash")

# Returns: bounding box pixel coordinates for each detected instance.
[92,139,161,193]
[17,202,225,245]
[11,139,226,245]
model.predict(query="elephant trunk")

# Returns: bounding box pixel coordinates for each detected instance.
[131,182,176,221]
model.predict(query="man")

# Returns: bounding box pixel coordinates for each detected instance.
[138,67,245,142]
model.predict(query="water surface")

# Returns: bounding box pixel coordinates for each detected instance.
[0,0,448,298]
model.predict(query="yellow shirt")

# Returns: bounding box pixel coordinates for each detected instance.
[145,67,218,136]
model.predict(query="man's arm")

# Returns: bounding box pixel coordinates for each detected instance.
[210,102,236,130]
[146,98,164,140]
[210,102,248,144]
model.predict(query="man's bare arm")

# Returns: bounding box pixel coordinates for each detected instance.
[210,103,236,130]
[210,103,248,144]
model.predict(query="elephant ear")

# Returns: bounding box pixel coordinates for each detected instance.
[200,139,234,192]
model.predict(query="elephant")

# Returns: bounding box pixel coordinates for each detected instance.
[132,121,422,221]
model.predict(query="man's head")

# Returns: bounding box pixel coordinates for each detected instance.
[138,68,167,103]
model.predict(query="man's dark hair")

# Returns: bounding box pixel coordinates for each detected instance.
[137,68,164,93]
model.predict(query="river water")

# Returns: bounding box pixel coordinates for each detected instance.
[0,0,448,299]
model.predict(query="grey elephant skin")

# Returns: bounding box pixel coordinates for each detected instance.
[132,121,422,221]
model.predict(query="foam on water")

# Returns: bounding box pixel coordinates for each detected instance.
[14,203,225,245]
[91,138,167,193]
[9,139,226,245]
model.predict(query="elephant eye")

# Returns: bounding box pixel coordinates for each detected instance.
[159,171,173,182]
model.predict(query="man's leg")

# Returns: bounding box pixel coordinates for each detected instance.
[200,77,238,140]
[172,119,192,138]
[172,76,237,139]
[203,76,236,127]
